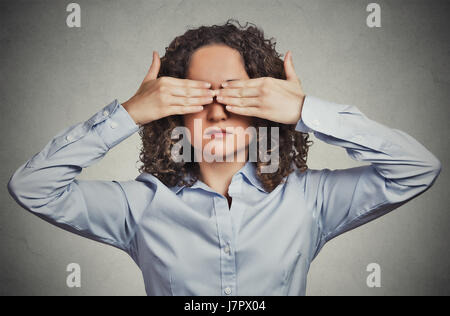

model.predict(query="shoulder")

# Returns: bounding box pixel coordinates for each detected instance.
[117,172,176,209]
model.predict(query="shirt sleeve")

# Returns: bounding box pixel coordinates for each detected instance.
[295,96,442,258]
[7,99,145,253]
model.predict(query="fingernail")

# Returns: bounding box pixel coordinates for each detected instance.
[226,105,233,110]
[221,82,228,88]
[205,82,211,88]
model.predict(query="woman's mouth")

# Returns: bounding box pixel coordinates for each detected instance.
[206,128,233,139]
[211,132,228,139]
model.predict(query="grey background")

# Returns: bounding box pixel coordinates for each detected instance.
[1,0,448,295]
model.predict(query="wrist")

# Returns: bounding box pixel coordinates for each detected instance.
[294,94,306,124]
[122,98,141,126]
[300,94,305,113]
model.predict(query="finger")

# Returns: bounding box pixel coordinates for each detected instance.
[163,77,211,88]
[144,51,161,82]
[220,77,265,88]
[169,86,215,98]
[216,96,260,107]
[169,95,213,106]
[225,105,259,117]
[216,87,260,98]
[284,50,299,82]
[169,105,205,115]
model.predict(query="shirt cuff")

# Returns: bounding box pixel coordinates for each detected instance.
[91,99,141,149]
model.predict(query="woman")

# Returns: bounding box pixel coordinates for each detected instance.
[7,20,441,296]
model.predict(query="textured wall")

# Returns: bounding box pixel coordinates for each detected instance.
[1,0,448,295]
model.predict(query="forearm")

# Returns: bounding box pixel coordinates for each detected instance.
[296,96,442,188]
[7,99,140,209]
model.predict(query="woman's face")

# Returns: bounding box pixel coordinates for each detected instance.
[183,44,254,161]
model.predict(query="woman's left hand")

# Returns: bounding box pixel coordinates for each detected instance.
[215,50,306,124]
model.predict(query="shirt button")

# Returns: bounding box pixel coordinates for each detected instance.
[103,110,109,116]
[110,121,118,129]
[224,287,232,295]
[224,245,230,254]
[65,135,73,142]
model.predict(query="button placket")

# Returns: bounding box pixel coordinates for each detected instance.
[213,196,237,296]
[223,243,231,254]
[224,287,232,295]
[228,175,246,245]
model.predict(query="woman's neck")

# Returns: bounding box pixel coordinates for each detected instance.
[198,160,246,198]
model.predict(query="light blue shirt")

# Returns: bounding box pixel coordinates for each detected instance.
[7,96,441,296]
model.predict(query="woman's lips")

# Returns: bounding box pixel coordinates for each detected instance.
[211,132,228,139]
[206,129,233,139]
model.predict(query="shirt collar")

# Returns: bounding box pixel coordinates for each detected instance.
[169,161,268,195]
[237,160,268,193]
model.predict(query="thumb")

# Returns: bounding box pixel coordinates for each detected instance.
[144,50,161,82]
[284,50,298,82]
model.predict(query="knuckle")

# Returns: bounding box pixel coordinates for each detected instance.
[158,93,167,104]
[260,85,270,95]
[158,85,167,93]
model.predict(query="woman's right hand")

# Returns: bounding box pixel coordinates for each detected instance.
[122,51,215,126]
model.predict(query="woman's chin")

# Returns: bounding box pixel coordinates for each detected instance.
[203,146,247,162]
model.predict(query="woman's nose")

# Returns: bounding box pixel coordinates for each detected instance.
[207,97,229,122]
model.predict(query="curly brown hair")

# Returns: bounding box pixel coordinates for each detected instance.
[138,19,313,192]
